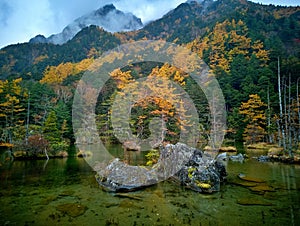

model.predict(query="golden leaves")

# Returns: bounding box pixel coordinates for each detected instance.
[0,78,26,121]
[239,94,267,143]
[110,68,133,89]
[187,19,270,73]
[40,58,94,85]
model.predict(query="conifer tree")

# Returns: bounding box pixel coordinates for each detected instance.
[43,110,60,143]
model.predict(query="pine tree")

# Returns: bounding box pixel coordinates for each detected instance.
[43,110,60,143]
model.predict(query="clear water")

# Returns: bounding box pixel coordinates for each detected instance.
[0,150,300,226]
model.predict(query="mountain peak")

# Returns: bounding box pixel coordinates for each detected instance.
[29,4,143,45]
[96,4,116,15]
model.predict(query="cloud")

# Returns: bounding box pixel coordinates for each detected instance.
[0,0,55,48]
[113,0,185,23]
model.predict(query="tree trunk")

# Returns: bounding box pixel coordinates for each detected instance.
[278,57,286,150]
[44,148,49,160]
[267,86,273,143]
[297,78,300,142]
[287,74,293,157]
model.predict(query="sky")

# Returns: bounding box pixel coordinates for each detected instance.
[0,0,299,48]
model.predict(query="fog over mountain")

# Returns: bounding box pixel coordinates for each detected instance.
[29,4,143,45]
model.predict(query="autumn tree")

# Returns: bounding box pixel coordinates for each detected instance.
[0,78,26,144]
[26,134,49,158]
[108,64,193,145]
[239,94,267,144]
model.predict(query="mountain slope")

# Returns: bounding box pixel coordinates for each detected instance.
[0,0,299,80]
[0,26,121,80]
[132,0,300,54]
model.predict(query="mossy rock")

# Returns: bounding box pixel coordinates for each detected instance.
[56,203,87,217]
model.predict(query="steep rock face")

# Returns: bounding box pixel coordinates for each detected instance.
[30,4,143,45]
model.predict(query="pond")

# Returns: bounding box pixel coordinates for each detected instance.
[0,147,300,226]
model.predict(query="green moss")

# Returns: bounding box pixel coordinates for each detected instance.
[188,167,196,179]
[195,180,212,189]
[145,149,160,166]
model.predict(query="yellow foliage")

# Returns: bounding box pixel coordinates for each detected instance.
[148,63,187,86]
[187,19,269,73]
[40,58,94,85]
[110,64,193,137]
[110,68,133,89]
[239,94,267,144]
[0,79,26,124]
[74,58,94,72]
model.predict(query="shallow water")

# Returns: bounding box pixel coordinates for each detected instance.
[0,152,300,226]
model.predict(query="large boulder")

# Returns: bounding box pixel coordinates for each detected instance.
[95,143,226,193]
[174,148,227,193]
[95,159,158,191]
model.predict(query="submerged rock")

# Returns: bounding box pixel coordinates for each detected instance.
[237,198,273,206]
[56,203,87,217]
[238,174,265,183]
[249,184,275,193]
[95,143,227,193]
[231,180,258,187]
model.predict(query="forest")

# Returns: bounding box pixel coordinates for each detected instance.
[0,0,299,160]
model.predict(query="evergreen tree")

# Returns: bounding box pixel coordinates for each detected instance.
[43,110,60,143]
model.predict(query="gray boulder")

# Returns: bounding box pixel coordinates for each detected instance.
[174,148,227,193]
[229,153,244,162]
[95,143,226,192]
